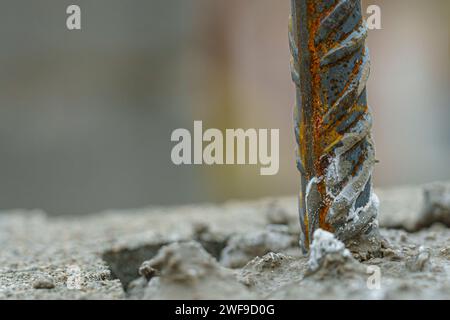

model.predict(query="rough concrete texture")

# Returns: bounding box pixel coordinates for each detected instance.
[0,182,449,300]
[137,241,256,300]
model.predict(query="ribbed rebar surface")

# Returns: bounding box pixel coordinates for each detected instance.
[290,0,381,254]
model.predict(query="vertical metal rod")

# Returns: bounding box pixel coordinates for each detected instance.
[289,0,381,255]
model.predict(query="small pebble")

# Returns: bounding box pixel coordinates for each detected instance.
[139,261,158,280]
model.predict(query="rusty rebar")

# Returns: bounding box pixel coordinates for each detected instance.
[289,0,381,255]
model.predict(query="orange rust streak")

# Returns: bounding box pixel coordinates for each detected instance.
[307,1,333,234]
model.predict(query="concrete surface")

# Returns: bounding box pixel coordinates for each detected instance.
[0,182,449,299]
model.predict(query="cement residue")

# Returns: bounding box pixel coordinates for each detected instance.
[308,229,354,272]
[269,227,450,300]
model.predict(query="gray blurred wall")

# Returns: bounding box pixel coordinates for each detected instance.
[0,1,448,215]
[0,0,204,214]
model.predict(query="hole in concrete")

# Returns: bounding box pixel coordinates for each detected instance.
[102,243,167,290]
[196,238,227,261]
[101,239,227,291]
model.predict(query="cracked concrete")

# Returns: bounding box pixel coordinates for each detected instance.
[0,182,449,299]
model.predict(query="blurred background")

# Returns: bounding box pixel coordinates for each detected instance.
[0,0,448,215]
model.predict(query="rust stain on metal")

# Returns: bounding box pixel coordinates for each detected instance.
[290,0,381,254]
